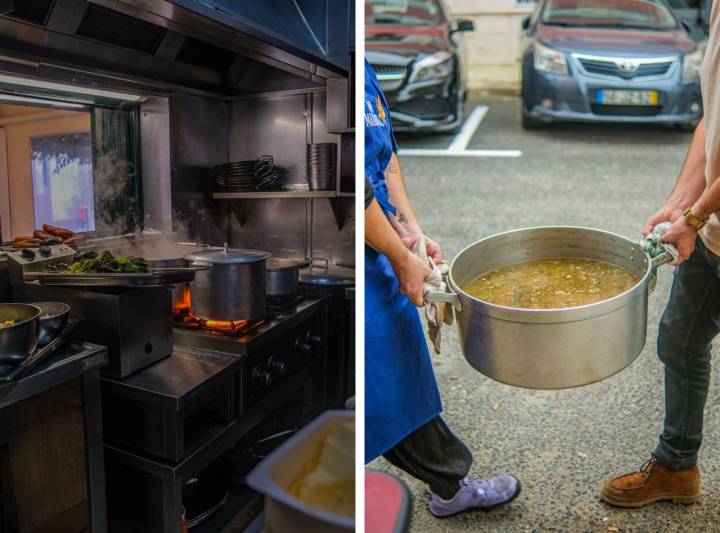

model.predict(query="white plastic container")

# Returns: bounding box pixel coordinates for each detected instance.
[247,410,355,533]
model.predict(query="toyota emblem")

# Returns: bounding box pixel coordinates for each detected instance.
[617,60,640,72]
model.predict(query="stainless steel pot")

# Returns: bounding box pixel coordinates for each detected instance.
[0,303,41,362]
[427,227,673,390]
[266,259,300,297]
[185,249,270,321]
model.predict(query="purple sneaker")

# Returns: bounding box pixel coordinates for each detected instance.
[428,475,521,518]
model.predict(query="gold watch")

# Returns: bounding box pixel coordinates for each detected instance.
[683,208,709,230]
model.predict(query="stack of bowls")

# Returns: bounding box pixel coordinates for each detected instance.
[306,143,337,191]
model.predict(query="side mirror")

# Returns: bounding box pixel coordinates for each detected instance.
[455,18,475,32]
[522,16,531,31]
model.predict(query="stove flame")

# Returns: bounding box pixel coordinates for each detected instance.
[173,289,263,334]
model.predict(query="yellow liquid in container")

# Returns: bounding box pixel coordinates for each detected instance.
[287,419,355,518]
[463,258,639,309]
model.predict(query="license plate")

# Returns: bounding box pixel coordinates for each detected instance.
[596,90,658,106]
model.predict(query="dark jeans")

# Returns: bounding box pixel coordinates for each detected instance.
[383,416,473,499]
[655,237,720,471]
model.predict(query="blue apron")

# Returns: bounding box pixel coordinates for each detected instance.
[364,60,442,463]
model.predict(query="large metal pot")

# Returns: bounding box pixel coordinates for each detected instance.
[0,303,41,362]
[265,259,300,297]
[427,227,672,390]
[185,249,270,321]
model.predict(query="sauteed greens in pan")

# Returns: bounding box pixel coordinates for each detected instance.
[49,251,149,274]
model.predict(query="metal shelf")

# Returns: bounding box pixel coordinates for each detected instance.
[212,191,338,199]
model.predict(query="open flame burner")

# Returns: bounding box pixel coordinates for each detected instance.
[173,307,266,337]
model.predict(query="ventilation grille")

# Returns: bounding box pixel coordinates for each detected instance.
[7,0,54,25]
[76,3,165,55]
[177,37,236,72]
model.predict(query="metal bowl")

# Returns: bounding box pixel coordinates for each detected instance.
[33,302,70,347]
[0,303,41,363]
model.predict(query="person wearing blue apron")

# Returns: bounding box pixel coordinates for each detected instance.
[364,60,521,518]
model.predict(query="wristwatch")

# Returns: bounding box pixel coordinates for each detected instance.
[683,208,709,230]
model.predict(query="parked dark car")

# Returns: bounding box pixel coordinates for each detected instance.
[521,0,703,129]
[366,0,474,132]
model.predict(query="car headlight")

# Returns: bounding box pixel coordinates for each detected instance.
[411,51,454,82]
[683,47,704,80]
[533,41,568,76]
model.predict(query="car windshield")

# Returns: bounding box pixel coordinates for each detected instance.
[366,0,444,26]
[542,0,678,29]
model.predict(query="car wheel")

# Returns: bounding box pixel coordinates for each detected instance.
[522,112,545,130]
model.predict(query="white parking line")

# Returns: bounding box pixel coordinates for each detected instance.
[448,105,488,153]
[397,105,523,158]
[396,148,522,158]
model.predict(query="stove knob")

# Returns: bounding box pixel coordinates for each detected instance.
[294,338,313,359]
[38,246,52,257]
[251,366,273,391]
[307,334,323,350]
[20,248,36,260]
[268,356,288,378]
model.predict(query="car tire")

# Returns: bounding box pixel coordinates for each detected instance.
[522,112,544,130]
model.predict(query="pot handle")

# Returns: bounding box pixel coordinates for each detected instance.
[189,260,213,269]
[425,289,462,311]
[651,243,679,268]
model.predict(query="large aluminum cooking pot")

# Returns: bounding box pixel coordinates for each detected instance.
[427,227,673,390]
[185,249,270,321]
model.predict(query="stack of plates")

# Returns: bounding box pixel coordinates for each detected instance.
[215,155,279,191]
[306,143,337,191]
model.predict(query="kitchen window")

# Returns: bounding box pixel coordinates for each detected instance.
[31,132,95,233]
[0,98,141,241]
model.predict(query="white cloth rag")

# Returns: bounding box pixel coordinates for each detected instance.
[413,235,454,354]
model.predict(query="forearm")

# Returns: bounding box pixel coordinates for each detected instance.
[384,153,423,238]
[365,196,412,266]
[666,119,707,211]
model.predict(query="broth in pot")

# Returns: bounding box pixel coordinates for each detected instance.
[463,258,640,310]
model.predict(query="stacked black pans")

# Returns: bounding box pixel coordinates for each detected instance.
[306,143,337,191]
[215,155,279,191]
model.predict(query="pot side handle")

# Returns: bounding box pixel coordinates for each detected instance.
[425,289,462,311]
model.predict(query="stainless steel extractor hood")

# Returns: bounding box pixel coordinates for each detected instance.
[0,0,352,96]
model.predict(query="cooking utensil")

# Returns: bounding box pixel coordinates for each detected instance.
[0,303,40,362]
[185,248,271,321]
[299,266,355,287]
[425,226,674,390]
[28,270,199,287]
[33,302,70,347]
[266,259,300,296]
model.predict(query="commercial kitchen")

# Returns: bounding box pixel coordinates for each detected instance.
[0,1,355,532]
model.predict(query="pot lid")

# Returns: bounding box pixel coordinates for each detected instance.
[299,266,355,286]
[185,248,270,264]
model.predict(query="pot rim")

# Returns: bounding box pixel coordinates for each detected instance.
[448,226,654,323]
[266,258,300,271]
[31,302,71,320]
[0,303,42,330]
[185,249,270,264]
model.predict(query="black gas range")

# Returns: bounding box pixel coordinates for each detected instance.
[102,295,329,533]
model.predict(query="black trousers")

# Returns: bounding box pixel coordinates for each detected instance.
[383,416,473,499]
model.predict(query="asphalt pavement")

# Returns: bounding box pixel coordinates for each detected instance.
[367,98,720,532]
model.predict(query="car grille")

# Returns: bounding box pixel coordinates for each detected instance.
[577,56,674,80]
[371,64,407,92]
[591,104,661,117]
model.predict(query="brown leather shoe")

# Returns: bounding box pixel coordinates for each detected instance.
[601,455,701,508]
